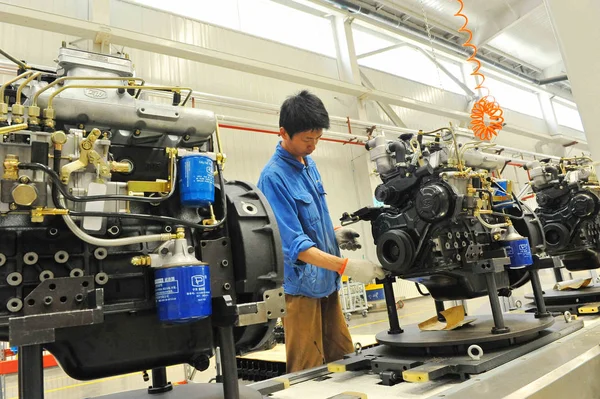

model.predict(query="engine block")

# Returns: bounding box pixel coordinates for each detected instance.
[526,157,600,271]
[0,46,283,380]
[344,129,544,300]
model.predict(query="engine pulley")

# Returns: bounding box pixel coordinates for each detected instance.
[376,229,415,274]
[570,192,597,218]
[415,183,452,222]
[544,223,570,251]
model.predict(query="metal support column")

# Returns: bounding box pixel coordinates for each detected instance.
[434,300,445,322]
[383,277,403,334]
[330,15,367,120]
[18,344,44,399]
[218,326,240,399]
[545,0,600,159]
[553,267,563,283]
[148,367,172,394]
[530,269,551,318]
[484,274,510,334]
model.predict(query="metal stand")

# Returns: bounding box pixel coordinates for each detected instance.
[529,269,551,318]
[434,300,445,322]
[553,268,563,283]
[218,326,240,399]
[484,273,510,334]
[383,277,403,334]
[18,344,44,399]
[148,367,172,394]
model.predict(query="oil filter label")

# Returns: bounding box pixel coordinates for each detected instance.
[155,276,179,303]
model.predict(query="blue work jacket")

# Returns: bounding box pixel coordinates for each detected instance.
[257,142,341,298]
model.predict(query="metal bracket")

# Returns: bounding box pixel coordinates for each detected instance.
[9,277,104,346]
[468,256,510,274]
[236,287,286,327]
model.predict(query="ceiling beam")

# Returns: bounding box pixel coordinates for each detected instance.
[0,1,568,143]
[0,2,468,121]
[472,0,543,47]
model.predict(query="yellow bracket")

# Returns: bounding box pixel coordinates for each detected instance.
[402,370,430,383]
[126,148,177,194]
[578,303,600,314]
[31,207,68,223]
[327,363,346,373]
[127,181,170,194]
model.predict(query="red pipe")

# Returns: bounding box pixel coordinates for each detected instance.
[218,124,364,146]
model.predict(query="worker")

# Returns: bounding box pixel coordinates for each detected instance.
[257,90,386,373]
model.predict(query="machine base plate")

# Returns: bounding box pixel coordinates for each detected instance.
[91,383,262,399]
[375,314,554,351]
[323,316,582,385]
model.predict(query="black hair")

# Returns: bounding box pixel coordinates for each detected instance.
[279,90,330,138]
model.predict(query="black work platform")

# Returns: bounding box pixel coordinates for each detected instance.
[525,285,600,314]
[376,314,554,350]
[324,315,582,385]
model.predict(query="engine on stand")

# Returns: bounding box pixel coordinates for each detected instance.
[0,46,283,399]
[522,156,600,314]
[336,127,582,385]
[526,157,600,270]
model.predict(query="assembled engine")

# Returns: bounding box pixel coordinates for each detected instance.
[526,157,600,271]
[0,47,283,381]
[344,129,544,300]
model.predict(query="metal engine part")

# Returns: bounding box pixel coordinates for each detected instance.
[0,46,284,382]
[526,157,600,271]
[345,129,545,300]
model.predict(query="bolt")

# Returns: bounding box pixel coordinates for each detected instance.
[44,296,53,306]
[183,134,191,141]
[221,260,229,268]
[18,175,30,184]
[134,129,141,136]
[223,283,231,291]
[9,203,17,210]
[78,124,84,129]
[160,247,169,255]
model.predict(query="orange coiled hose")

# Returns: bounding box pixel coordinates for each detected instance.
[454,0,504,141]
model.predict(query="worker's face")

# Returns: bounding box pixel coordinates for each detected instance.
[281,128,322,159]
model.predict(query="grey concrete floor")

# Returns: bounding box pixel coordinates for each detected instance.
[2,268,585,398]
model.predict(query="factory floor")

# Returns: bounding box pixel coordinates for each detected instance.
[2,268,577,398]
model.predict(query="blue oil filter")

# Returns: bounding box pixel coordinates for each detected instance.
[179,154,214,207]
[154,264,211,323]
[502,237,533,268]
[492,179,512,209]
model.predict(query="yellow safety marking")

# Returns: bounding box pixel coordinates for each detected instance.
[328,363,347,373]
[402,370,430,383]
[578,303,600,314]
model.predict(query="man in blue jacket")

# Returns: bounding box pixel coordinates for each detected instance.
[258,90,386,373]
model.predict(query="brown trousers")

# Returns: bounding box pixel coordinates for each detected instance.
[283,290,354,373]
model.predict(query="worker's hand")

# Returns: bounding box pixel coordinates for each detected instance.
[340,259,386,284]
[335,227,362,251]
